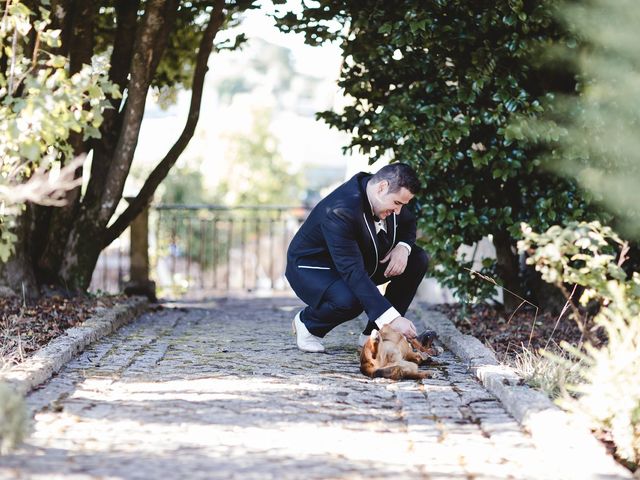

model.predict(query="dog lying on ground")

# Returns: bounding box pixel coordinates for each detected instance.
[360,325,439,380]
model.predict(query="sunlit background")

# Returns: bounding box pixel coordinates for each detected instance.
[129,3,376,208]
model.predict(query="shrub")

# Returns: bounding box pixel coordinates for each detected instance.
[520,221,640,468]
[276,0,601,310]
[0,382,27,454]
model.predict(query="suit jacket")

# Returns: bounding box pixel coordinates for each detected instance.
[285,172,417,321]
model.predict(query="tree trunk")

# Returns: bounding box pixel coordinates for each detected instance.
[492,230,524,313]
[35,0,95,286]
[525,267,567,315]
[56,0,224,291]
[0,209,38,301]
[58,0,174,291]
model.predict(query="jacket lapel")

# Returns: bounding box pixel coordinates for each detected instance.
[362,212,379,277]
[358,175,379,277]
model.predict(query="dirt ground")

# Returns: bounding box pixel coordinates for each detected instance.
[434,302,592,362]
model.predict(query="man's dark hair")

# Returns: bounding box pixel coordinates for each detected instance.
[370,163,421,194]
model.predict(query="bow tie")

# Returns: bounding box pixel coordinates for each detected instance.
[374,218,387,235]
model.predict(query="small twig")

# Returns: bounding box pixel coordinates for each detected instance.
[464,268,537,311]
[617,241,629,268]
[558,282,583,327]
[8,21,17,94]
[526,318,537,350]
[502,340,514,363]
[31,30,40,65]
[16,330,23,363]
[543,283,577,351]
[507,299,526,326]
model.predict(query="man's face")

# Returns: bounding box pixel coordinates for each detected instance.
[371,181,414,220]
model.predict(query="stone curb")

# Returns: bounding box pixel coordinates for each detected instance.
[416,304,633,480]
[0,296,148,397]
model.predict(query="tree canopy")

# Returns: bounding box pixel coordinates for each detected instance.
[0,0,261,295]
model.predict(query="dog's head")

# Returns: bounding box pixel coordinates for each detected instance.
[412,330,440,356]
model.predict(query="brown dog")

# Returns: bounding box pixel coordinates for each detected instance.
[360,325,435,380]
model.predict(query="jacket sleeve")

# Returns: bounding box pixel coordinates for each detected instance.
[320,207,393,321]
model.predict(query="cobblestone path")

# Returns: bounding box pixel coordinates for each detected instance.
[1,298,560,479]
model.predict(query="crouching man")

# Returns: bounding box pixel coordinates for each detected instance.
[286,163,429,352]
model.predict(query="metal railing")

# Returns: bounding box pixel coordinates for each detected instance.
[153,204,309,295]
[90,205,309,295]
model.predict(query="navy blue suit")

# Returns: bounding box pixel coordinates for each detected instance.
[286,172,429,337]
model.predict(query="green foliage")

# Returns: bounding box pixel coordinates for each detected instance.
[520,221,628,292]
[218,108,302,206]
[0,382,28,454]
[158,159,221,205]
[0,2,117,262]
[525,0,640,239]
[276,0,600,301]
[520,221,640,467]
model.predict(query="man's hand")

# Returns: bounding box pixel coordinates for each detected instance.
[380,244,409,277]
[388,316,417,339]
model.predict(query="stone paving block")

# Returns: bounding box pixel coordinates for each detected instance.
[0,297,628,479]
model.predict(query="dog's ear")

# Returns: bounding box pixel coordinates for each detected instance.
[369,330,381,359]
[417,330,438,348]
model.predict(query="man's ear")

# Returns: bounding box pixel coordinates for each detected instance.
[377,180,388,194]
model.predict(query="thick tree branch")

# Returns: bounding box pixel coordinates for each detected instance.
[59,0,176,288]
[149,0,179,79]
[84,0,140,208]
[110,0,142,95]
[104,0,225,247]
[68,0,95,74]
[98,0,176,225]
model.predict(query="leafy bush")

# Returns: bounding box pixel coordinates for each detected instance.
[276,0,601,308]
[0,382,27,454]
[0,2,117,262]
[520,221,640,468]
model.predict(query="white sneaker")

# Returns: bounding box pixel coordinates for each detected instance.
[292,311,325,353]
[358,333,369,348]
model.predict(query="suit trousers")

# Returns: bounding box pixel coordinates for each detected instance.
[301,245,429,337]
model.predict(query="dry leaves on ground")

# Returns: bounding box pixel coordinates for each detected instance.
[0,294,124,369]
[435,303,587,362]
